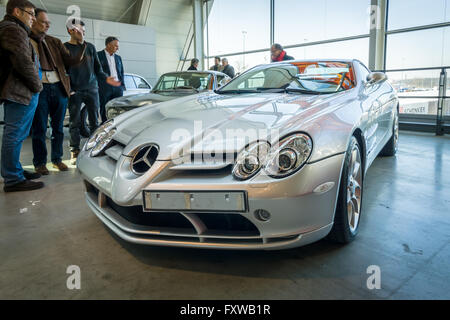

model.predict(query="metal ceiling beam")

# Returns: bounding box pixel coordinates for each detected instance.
[133,0,153,26]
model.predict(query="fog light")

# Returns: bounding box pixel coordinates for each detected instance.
[255,209,271,222]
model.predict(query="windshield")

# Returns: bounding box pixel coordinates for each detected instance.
[218,61,355,94]
[154,73,212,92]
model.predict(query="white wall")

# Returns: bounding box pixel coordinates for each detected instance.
[0,7,158,85]
[142,0,193,75]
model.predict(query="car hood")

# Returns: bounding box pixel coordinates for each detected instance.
[114,91,347,160]
[109,91,196,107]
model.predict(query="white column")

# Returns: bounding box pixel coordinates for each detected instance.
[193,0,205,70]
[369,0,387,70]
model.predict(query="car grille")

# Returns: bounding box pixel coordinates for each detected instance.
[83,181,295,246]
[106,196,259,235]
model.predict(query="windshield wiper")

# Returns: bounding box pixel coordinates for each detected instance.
[285,88,327,95]
[152,89,174,93]
[215,89,260,94]
[174,86,199,93]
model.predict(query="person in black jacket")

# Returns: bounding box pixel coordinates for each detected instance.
[188,58,199,70]
[64,19,120,164]
[221,58,235,78]
[97,36,125,123]
[271,43,294,62]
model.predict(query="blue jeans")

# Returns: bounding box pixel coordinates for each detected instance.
[68,88,100,151]
[1,93,40,185]
[31,82,68,166]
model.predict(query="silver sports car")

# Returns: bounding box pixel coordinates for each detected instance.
[77,59,399,250]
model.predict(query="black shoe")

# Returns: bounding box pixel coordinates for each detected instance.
[23,170,42,180]
[4,180,44,192]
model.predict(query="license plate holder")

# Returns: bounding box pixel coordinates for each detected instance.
[142,190,247,212]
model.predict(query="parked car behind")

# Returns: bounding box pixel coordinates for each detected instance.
[0,73,152,134]
[105,70,230,120]
[67,73,152,137]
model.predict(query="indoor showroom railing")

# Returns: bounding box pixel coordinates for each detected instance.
[377,66,449,136]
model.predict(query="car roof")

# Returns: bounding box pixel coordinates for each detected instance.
[271,58,357,65]
[161,70,229,77]
[125,73,146,78]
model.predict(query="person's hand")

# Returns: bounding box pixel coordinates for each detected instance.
[106,77,121,87]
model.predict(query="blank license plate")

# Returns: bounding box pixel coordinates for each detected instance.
[143,191,246,212]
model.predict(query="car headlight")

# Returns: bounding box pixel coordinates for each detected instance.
[106,107,126,120]
[90,128,117,157]
[85,120,114,153]
[232,141,270,180]
[264,133,313,178]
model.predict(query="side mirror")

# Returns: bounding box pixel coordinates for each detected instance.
[366,72,387,85]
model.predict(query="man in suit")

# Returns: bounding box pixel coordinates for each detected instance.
[97,36,125,123]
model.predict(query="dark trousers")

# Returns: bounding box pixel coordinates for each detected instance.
[31,82,68,166]
[68,88,100,151]
[99,85,124,123]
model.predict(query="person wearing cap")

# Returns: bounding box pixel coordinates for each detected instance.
[64,19,120,164]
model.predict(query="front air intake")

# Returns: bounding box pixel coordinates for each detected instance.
[130,144,159,174]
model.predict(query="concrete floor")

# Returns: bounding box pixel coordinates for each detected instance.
[0,130,449,299]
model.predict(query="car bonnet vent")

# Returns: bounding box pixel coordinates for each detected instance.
[131,144,159,174]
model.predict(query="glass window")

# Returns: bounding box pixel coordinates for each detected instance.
[445,99,450,118]
[386,70,441,93]
[274,0,371,46]
[209,51,271,76]
[154,73,212,91]
[124,75,136,89]
[386,27,450,69]
[398,97,439,116]
[207,0,270,55]
[388,0,450,30]
[134,76,150,89]
[219,61,355,93]
[287,38,370,66]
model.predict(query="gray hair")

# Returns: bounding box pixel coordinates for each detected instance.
[272,43,283,51]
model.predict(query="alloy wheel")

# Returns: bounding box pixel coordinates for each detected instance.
[347,145,362,234]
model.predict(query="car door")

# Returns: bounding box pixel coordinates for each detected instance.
[358,64,380,164]
[374,83,397,152]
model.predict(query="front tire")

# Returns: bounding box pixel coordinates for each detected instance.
[327,136,364,243]
[379,111,399,156]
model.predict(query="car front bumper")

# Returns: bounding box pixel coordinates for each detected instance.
[78,149,344,250]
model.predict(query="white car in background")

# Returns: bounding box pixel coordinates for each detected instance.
[0,73,152,128]
[78,73,152,137]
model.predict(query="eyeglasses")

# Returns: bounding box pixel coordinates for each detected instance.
[19,8,35,17]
